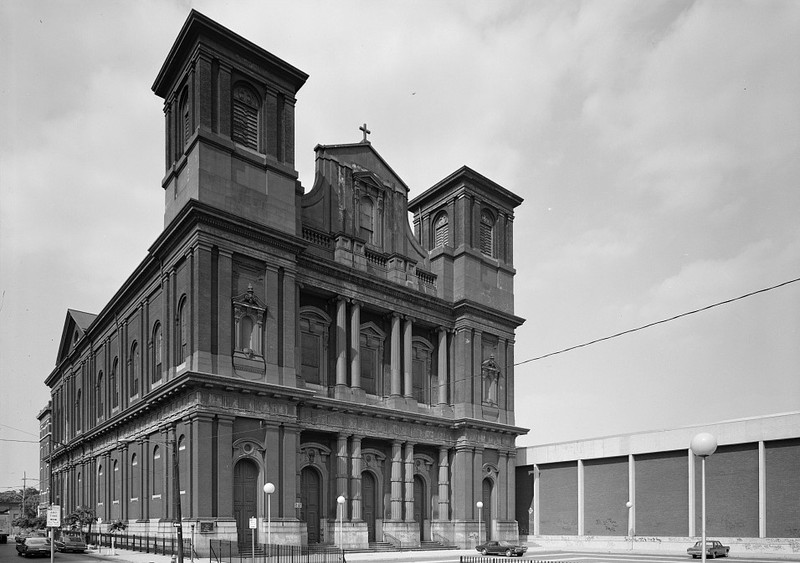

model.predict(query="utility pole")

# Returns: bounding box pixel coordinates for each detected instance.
[22,473,27,517]
[172,439,184,563]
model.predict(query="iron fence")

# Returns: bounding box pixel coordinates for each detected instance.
[210,540,345,563]
[86,532,194,557]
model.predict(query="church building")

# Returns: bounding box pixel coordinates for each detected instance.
[42,10,526,551]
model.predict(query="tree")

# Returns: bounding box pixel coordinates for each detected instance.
[65,507,96,542]
[108,520,127,534]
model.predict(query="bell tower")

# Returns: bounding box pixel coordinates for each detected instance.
[152,10,308,232]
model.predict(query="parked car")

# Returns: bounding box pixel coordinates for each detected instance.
[55,533,87,553]
[687,540,730,558]
[476,540,528,557]
[16,537,51,557]
[15,532,46,544]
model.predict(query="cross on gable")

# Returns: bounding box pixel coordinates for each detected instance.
[359,123,371,143]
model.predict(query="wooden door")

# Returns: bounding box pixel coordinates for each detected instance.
[362,472,377,542]
[413,476,427,541]
[300,467,321,543]
[233,460,259,547]
[482,478,493,541]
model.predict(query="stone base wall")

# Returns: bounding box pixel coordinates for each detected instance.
[324,520,367,549]
[524,535,800,558]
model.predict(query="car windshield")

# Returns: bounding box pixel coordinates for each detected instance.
[498,541,513,546]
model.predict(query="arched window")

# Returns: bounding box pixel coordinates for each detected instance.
[359,197,374,244]
[97,464,104,507]
[96,372,104,419]
[180,89,190,149]
[152,446,162,496]
[152,322,163,383]
[129,341,140,397]
[480,209,495,257]
[232,83,260,151]
[111,358,119,408]
[299,307,331,385]
[434,213,449,248]
[178,297,188,366]
[113,459,119,502]
[131,453,139,503]
[75,390,82,432]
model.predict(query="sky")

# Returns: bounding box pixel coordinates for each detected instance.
[1,0,798,494]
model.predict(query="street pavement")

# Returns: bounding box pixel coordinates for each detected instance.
[3,541,799,563]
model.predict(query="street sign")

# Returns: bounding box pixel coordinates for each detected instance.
[46,506,61,528]
[248,517,257,529]
[294,502,302,509]
[172,521,182,528]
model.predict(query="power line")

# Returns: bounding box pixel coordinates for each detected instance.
[515,275,800,366]
[0,439,39,444]
[0,423,39,437]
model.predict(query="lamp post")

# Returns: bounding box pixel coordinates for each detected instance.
[691,433,717,563]
[336,496,345,551]
[263,482,275,557]
[476,501,483,546]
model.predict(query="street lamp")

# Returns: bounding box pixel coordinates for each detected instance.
[336,496,345,550]
[476,501,484,546]
[691,433,717,563]
[263,482,275,556]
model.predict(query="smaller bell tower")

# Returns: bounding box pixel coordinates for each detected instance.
[152,10,308,233]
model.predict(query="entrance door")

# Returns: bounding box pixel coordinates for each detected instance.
[362,472,377,542]
[482,478,493,541]
[233,460,259,548]
[413,476,427,541]
[301,467,321,543]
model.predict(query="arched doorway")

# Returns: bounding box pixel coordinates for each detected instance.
[482,478,493,541]
[362,472,377,542]
[233,459,259,548]
[413,475,427,541]
[300,467,322,543]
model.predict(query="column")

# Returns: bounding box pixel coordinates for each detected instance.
[336,433,349,520]
[191,414,214,518]
[452,445,472,519]
[758,441,766,538]
[390,441,403,520]
[390,314,401,396]
[437,329,448,405]
[350,436,363,520]
[404,442,415,521]
[532,466,540,535]
[688,449,695,536]
[403,318,413,398]
[628,453,635,536]
[472,448,483,517]
[120,443,128,521]
[437,447,450,520]
[498,452,508,519]
[280,424,299,518]
[141,438,150,521]
[350,302,361,388]
[336,298,347,387]
[216,416,234,518]
[577,459,584,536]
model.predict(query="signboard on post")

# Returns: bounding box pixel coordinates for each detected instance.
[46,506,61,528]
[248,517,257,529]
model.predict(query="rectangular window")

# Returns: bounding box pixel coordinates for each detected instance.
[360,346,376,395]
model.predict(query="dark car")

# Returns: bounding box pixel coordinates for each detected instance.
[687,540,730,558]
[55,533,87,553]
[16,537,51,557]
[15,532,46,545]
[476,540,528,557]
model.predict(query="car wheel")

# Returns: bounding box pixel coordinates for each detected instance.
[481,548,488,555]
[506,549,512,557]
[709,553,715,559]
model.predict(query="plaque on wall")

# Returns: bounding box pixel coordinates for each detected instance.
[199,522,215,533]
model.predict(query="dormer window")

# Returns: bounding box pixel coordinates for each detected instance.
[232,83,260,151]
[480,209,495,257]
